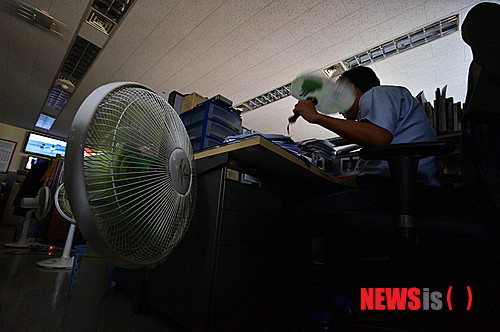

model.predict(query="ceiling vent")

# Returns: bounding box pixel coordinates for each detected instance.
[341,14,459,69]
[42,37,100,113]
[45,86,73,111]
[235,83,291,112]
[86,7,116,35]
[60,36,101,82]
[17,2,65,36]
[91,0,134,24]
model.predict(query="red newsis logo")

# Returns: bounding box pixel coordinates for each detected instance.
[361,287,472,311]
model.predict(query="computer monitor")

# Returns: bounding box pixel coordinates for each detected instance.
[22,132,66,158]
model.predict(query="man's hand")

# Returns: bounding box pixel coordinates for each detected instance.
[289,99,393,146]
[292,100,321,124]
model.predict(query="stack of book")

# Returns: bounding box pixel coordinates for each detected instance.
[416,86,463,136]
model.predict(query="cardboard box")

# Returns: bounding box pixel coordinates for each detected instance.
[181,92,208,114]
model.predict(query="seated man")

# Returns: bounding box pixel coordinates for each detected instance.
[294,65,440,186]
[283,66,443,329]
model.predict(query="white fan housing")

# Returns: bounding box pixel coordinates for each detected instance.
[65,82,196,268]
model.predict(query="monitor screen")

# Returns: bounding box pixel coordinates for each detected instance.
[23,132,67,158]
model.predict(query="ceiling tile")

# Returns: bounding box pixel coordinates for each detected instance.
[166,0,227,28]
[181,52,260,95]
[405,50,465,81]
[206,74,250,98]
[109,11,196,83]
[234,75,284,100]
[140,1,272,90]
[285,0,349,41]
[464,46,472,63]
[424,0,482,22]
[346,0,388,30]
[312,34,366,69]
[430,32,464,57]
[214,22,263,58]
[141,46,198,88]
[101,14,157,82]
[377,70,410,85]
[248,0,308,37]
[403,69,438,88]
[249,27,297,63]
[131,0,181,28]
[360,4,427,49]
[166,64,206,92]
[323,0,388,48]
[135,0,228,85]
[322,18,358,46]
[206,0,273,34]
[383,0,426,18]
[276,30,331,67]
[374,43,433,75]
[342,0,375,13]
[434,62,469,84]
[301,0,323,9]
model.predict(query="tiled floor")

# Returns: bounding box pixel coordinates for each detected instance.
[0,223,183,332]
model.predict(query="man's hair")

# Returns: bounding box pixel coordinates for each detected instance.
[340,66,380,93]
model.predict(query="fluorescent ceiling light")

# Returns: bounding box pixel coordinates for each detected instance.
[341,14,459,69]
[35,113,56,130]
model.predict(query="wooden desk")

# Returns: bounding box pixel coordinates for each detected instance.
[194,136,355,188]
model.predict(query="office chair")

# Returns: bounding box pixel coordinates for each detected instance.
[332,3,500,330]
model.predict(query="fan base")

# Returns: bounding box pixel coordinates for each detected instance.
[36,256,74,269]
[3,238,35,248]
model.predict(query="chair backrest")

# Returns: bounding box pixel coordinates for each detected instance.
[461,2,500,210]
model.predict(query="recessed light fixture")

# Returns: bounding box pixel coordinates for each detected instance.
[341,14,459,69]
[86,8,116,35]
[17,2,65,36]
[35,113,56,130]
[234,83,291,113]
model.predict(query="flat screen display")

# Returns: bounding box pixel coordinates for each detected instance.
[23,132,66,158]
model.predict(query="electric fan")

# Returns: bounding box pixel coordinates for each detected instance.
[37,183,76,269]
[62,82,196,330]
[4,186,52,248]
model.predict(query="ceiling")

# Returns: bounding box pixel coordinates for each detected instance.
[0,0,486,141]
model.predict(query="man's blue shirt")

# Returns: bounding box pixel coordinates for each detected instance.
[356,85,440,186]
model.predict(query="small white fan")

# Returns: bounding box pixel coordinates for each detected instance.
[62,82,196,330]
[4,186,52,248]
[37,183,76,269]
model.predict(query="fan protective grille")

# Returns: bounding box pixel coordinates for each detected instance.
[82,86,196,266]
[56,184,75,223]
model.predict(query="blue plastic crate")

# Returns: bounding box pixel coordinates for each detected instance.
[181,100,242,132]
[190,136,223,152]
[186,119,239,142]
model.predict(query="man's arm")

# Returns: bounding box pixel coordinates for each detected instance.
[292,100,393,147]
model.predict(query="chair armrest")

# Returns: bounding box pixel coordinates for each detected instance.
[359,141,455,161]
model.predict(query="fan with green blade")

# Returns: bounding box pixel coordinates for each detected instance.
[62,82,196,330]
[37,183,77,269]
